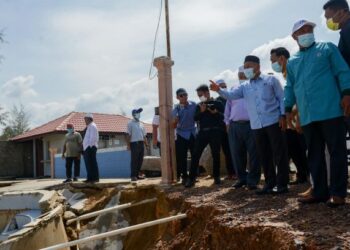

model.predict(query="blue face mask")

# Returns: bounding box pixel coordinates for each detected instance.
[297,33,315,48]
[271,62,282,73]
[67,128,74,134]
[243,68,255,80]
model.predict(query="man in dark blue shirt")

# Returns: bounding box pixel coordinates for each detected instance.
[185,84,224,187]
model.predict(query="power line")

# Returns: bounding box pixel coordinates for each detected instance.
[148,0,163,80]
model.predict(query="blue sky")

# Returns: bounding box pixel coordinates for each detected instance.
[0,0,343,128]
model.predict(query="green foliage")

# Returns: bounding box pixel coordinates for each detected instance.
[1,104,30,140]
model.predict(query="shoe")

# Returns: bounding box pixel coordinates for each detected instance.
[289,179,307,185]
[137,176,145,180]
[83,179,91,183]
[272,186,289,194]
[297,195,329,204]
[73,177,78,182]
[326,196,345,208]
[185,179,195,188]
[214,178,221,185]
[256,186,273,195]
[232,181,246,189]
[247,185,258,190]
[181,177,187,186]
[63,179,72,183]
[131,177,138,181]
[298,187,313,197]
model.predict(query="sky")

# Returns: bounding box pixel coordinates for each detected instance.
[0,0,343,129]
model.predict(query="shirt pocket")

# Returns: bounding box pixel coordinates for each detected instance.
[261,83,274,100]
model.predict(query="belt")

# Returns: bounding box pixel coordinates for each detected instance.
[231,120,249,124]
[200,127,222,132]
[131,141,144,144]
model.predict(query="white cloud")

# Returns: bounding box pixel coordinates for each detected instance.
[1,75,37,98]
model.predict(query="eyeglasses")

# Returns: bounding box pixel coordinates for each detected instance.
[179,93,188,98]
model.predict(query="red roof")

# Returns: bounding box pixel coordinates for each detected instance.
[12,112,152,141]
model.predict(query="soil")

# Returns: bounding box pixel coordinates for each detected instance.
[153,177,350,250]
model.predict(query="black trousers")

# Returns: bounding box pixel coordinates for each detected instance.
[190,129,222,180]
[302,117,348,198]
[83,146,99,181]
[286,129,308,181]
[130,141,144,178]
[253,123,289,188]
[176,134,195,179]
[221,130,235,175]
[65,157,80,179]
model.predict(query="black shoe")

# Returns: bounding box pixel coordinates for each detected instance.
[272,186,289,194]
[181,177,188,186]
[83,179,91,183]
[232,181,246,189]
[131,177,138,181]
[137,176,145,180]
[256,186,273,195]
[73,177,78,182]
[247,185,257,190]
[185,179,195,188]
[214,178,221,185]
[63,179,72,183]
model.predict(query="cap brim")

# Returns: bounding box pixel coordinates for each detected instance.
[292,22,316,34]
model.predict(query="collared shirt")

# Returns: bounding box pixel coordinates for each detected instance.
[172,101,197,140]
[224,87,250,125]
[218,74,284,130]
[127,119,146,142]
[284,42,350,126]
[64,132,82,157]
[83,122,99,150]
[339,19,350,67]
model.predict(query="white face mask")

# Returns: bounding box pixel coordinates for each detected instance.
[199,96,207,102]
[134,113,140,120]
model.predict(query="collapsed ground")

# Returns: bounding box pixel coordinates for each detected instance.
[60,178,350,250]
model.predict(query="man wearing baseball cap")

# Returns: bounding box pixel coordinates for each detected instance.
[285,19,350,207]
[127,108,149,181]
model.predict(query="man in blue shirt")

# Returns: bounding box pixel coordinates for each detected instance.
[285,19,350,207]
[210,55,289,195]
[172,88,197,185]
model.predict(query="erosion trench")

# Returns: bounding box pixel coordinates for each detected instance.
[55,180,350,250]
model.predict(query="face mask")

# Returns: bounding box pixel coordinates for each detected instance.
[297,33,315,48]
[199,96,207,102]
[327,18,340,31]
[134,113,140,120]
[243,68,255,80]
[67,128,74,134]
[272,62,282,73]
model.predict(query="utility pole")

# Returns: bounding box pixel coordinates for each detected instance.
[153,0,176,184]
[165,0,171,58]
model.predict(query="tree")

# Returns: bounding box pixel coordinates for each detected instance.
[1,104,30,140]
[0,106,8,126]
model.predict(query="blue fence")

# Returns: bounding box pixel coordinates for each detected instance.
[54,149,131,178]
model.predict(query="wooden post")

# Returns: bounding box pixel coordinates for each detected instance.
[153,56,176,184]
[49,148,57,179]
[164,0,171,58]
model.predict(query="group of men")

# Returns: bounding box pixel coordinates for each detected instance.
[61,0,350,208]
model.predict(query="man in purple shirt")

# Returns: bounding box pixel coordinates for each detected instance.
[225,67,261,190]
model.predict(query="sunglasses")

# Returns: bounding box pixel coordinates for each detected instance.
[179,93,188,98]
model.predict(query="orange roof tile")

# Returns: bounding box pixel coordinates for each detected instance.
[12,112,152,141]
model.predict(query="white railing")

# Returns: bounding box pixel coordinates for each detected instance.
[66,198,157,225]
[40,213,187,250]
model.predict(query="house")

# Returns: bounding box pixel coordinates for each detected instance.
[11,112,153,178]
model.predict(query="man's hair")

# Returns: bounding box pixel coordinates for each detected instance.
[323,0,349,11]
[196,84,209,92]
[270,47,290,59]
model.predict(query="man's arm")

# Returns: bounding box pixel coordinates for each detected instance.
[284,63,297,129]
[210,80,244,100]
[224,101,232,126]
[62,138,66,159]
[271,77,285,116]
[126,123,132,150]
[328,42,350,116]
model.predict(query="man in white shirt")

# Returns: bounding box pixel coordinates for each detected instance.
[83,113,100,183]
[152,107,161,155]
[127,108,149,181]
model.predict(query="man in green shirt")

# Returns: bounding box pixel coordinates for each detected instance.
[62,124,83,183]
[285,19,350,207]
